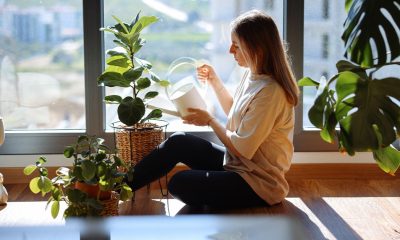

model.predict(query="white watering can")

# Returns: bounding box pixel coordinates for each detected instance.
[148,57,209,117]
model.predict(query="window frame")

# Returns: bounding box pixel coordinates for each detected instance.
[0,0,336,155]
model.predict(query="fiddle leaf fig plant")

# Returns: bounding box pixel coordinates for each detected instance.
[23,135,133,218]
[98,12,169,126]
[299,0,400,175]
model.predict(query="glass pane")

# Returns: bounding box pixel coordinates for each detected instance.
[303,0,346,128]
[104,0,283,132]
[0,1,85,131]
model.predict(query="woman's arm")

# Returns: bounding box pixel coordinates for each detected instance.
[207,118,243,158]
[182,108,243,159]
[197,64,233,116]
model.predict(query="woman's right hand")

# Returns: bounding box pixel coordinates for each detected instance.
[196,64,219,87]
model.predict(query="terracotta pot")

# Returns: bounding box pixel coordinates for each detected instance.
[74,181,111,200]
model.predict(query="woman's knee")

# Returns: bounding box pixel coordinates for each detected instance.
[167,170,190,197]
[164,131,186,146]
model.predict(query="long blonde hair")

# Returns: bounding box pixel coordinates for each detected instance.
[231,10,299,106]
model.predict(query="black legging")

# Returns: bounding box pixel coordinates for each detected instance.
[127,132,267,207]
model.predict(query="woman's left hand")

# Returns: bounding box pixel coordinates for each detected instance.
[182,108,214,126]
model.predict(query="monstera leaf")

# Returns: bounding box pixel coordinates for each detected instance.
[342,0,400,67]
[335,71,400,152]
[298,59,400,174]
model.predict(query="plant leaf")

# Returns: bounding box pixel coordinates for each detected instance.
[130,15,158,34]
[336,71,400,151]
[141,109,162,123]
[120,183,133,201]
[298,77,319,87]
[104,95,122,104]
[123,67,143,82]
[134,57,152,69]
[66,189,86,203]
[98,72,131,87]
[117,97,145,126]
[80,160,97,181]
[158,80,171,87]
[51,201,60,219]
[342,0,400,66]
[64,146,74,158]
[308,88,330,129]
[144,91,158,100]
[112,15,129,33]
[106,54,130,68]
[23,165,37,176]
[29,177,41,194]
[148,70,160,82]
[36,156,47,166]
[373,145,400,175]
[136,77,151,90]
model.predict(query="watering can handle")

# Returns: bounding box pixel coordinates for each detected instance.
[165,57,209,98]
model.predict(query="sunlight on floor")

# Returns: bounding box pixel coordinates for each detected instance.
[153,198,186,216]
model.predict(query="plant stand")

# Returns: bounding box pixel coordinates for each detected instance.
[112,120,169,199]
[112,120,168,166]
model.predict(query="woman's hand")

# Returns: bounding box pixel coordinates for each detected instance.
[197,64,219,87]
[182,108,214,126]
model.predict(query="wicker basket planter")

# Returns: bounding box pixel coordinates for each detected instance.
[99,192,120,216]
[112,120,168,166]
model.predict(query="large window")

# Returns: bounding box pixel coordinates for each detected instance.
[0,0,346,154]
[0,1,85,131]
[103,0,283,132]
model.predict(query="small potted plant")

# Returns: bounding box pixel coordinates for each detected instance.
[23,135,133,218]
[98,12,169,165]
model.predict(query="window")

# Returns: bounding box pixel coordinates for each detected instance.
[322,33,329,59]
[0,0,346,154]
[103,0,283,132]
[0,1,85,131]
[322,0,329,19]
[302,0,346,130]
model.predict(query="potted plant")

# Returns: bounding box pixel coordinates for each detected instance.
[298,0,400,174]
[23,135,133,218]
[98,12,169,165]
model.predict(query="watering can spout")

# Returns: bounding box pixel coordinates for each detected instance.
[148,57,209,118]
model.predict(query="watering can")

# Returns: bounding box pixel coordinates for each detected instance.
[148,57,209,117]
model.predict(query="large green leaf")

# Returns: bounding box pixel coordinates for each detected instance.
[123,67,143,82]
[117,97,145,126]
[136,77,151,90]
[342,0,400,67]
[80,160,96,181]
[98,72,130,87]
[336,71,400,151]
[106,54,130,68]
[29,177,41,194]
[308,88,330,129]
[373,145,400,175]
[130,15,158,34]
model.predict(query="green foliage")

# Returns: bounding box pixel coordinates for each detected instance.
[23,135,133,219]
[342,0,400,67]
[98,13,169,126]
[299,0,400,175]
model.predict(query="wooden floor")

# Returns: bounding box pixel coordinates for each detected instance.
[2,178,400,240]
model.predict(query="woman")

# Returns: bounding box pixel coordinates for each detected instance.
[126,9,299,207]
